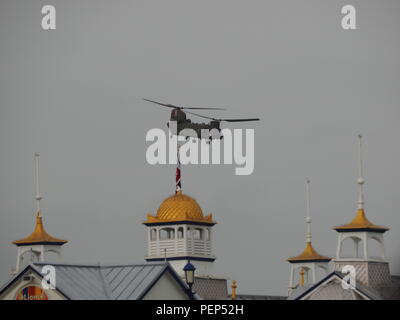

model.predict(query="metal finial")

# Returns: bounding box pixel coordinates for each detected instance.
[357,134,365,210]
[305,178,312,243]
[231,280,237,300]
[299,268,305,286]
[34,153,42,214]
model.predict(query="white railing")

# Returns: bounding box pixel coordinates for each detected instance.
[148,239,212,257]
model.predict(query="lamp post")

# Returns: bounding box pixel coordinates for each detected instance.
[183,260,196,300]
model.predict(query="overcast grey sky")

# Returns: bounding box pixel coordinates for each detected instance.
[0,0,399,296]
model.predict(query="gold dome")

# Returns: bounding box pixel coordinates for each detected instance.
[144,190,215,225]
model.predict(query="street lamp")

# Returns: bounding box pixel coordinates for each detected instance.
[183,260,196,299]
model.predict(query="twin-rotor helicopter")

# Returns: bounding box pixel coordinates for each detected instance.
[143,98,260,140]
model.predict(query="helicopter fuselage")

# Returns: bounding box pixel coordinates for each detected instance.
[168,109,222,139]
[143,100,258,140]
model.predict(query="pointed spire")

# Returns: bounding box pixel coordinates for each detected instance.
[357,134,365,210]
[334,134,389,232]
[305,178,312,243]
[287,178,331,263]
[34,153,42,215]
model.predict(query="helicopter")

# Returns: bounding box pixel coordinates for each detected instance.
[144,98,260,140]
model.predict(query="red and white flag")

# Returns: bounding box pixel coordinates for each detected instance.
[176,155,182,191]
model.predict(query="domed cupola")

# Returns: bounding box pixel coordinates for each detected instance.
[143,190,216,277]
[143,142,217,276]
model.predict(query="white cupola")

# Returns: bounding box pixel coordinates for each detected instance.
[333,135,390,287]
[287,179,331,295]
[12,154,67,274]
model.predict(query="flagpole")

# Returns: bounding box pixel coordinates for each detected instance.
[176,143,182,193]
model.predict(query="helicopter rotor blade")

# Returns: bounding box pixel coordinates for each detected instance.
[185,111,217,120]
[183,107,226,110]
[144,98,225,110]
[143,99,179,109]
[144,98,258,122]
[186,111,260,122]
[220,118,260,122]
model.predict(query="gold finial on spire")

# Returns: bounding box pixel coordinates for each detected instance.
[231,280,237,300]
[299,268,305,286]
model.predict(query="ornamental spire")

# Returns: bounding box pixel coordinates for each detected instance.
[357,134,365,210]
[34,153,42,215]
[333,134,388,232]
[305,178,312,243]
[287,179,330,263]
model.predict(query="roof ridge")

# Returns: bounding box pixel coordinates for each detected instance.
[33,261,168,268]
